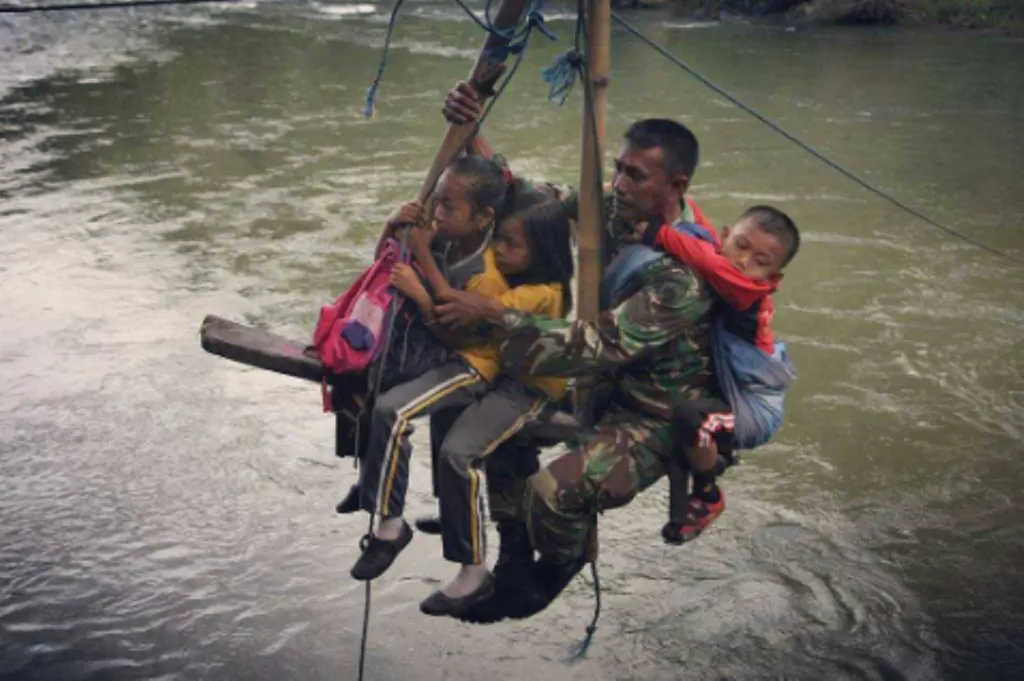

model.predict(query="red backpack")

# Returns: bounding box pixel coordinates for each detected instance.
[312,238,406,410]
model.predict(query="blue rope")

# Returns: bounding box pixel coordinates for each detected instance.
[449,0,549,43]
[449,0,555,61]
[365,0,555,120]
[540,49,583,106]
[567,561,602,663]
[610,12,1023,267]
[362,0,407,119]
[541,0,585,107]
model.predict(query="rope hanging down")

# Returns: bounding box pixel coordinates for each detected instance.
[354,231,412,681]
[355,4,552,676]
[568,561,602,662]
[610,12,1022,267]
[362,0,406,118]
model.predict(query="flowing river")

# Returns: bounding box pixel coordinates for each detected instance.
[1,2,1021,679]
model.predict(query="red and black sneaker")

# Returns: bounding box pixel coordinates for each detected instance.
[662,491,726,545]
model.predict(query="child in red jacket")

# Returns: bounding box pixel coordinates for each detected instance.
[637,205,800,544]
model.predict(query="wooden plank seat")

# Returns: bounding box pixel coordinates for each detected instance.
[198,314,581,446]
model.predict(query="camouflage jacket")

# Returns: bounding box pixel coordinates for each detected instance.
[496,185,713,421]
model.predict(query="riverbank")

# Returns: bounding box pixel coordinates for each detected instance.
[652,0,1023,30]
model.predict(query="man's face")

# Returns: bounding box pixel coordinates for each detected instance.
[611,142,686,223]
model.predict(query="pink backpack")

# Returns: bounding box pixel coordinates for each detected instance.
[312,238,406,410]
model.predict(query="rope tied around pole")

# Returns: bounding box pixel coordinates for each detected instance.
[364,0,556,119]
[540,49,583,105]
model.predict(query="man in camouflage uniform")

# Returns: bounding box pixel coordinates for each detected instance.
[437,83,716,619]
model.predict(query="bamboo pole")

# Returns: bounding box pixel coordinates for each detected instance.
[575,0,610,324]
[416,0,529,203]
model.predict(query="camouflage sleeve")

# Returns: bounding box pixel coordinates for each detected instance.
[498,259,709,378]
[561,188,621,229]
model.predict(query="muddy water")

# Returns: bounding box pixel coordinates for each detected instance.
[1,3,1021,680]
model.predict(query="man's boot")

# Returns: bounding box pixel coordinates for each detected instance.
[492,518,533,579]
[457,519,543,625]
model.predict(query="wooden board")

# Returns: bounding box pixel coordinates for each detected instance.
[199,315,324,383]
[198,314,582,443]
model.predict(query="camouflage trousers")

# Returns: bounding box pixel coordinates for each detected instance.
[524,403,675,564]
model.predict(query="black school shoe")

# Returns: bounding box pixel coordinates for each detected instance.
[420,573,496,617]
[414,515,442,535]
[350,521,413,581]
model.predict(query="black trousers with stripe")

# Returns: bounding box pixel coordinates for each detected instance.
[437,376,547,566]
[359,359,487,519]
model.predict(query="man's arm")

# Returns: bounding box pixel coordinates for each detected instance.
[496,259,709,378]
[434,283,561,328]
[443,81,574,204]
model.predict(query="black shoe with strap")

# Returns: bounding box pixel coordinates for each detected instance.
[350,520,413,581]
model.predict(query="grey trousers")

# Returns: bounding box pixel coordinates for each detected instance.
[359,359,486,518]
[437,376,548,565]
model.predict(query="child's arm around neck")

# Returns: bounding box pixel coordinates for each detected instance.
[642,222,774,312]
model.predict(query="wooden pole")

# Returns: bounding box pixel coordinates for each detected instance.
[575,0,610,325]
[577,0,610,564]
[416,0,529,203]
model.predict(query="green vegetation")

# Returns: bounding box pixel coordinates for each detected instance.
[661,0,1024,29]
[798,0,1022,28]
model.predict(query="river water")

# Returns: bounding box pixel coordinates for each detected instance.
[1,2,1021,680]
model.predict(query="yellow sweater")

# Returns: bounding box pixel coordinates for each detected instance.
[457,250,568,399]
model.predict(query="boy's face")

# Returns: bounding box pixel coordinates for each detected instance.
[721,216,789,282]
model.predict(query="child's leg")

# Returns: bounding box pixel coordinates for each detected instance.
[421,379,547,614]
[351,360,486,581]
[414,407,462,534]
[330,372,371,514]
[663,397,733,545]
[667,457,691,527]
[358,360,485,526]
[330,371,370,459]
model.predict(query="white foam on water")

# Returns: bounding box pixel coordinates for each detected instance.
[312,1,377,17]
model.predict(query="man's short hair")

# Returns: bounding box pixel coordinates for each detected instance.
[624,118,700,179]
